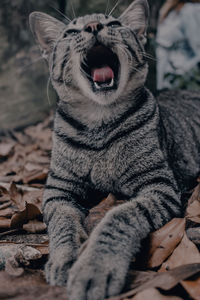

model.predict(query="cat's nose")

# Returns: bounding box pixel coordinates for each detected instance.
[84,22,103,34]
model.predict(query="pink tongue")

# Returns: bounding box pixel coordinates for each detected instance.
[92,66,114,83]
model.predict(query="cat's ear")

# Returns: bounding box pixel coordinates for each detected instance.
[119,0,149,44]
[29,12,66,59]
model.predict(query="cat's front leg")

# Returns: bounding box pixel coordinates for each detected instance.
[67,188,182,300]
[44,201,87,286]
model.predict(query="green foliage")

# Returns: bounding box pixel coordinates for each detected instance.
[165,66,200,91]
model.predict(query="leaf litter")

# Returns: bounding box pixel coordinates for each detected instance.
[0,115,200,299]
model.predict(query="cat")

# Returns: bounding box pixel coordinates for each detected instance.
[29,0,200,299]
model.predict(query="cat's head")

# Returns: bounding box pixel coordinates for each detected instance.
[29,0,149,106]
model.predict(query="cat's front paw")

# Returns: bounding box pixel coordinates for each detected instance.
[67,250,128,300]
[45,247,75,286]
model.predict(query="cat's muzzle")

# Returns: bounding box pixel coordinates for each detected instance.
[81,43,120,93]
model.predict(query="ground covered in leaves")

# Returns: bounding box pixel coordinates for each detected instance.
[0,116,200,300]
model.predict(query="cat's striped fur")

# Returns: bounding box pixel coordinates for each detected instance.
[30,1,200,299]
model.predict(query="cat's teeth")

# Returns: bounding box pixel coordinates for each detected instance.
[94,82,101,89]
[109,78,114,87]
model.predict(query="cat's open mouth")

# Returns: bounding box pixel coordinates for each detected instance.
[81,43,120,92]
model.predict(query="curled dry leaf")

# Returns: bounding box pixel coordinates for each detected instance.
[130,288,182,300]
[0,207,13,218]
[160,233,200,271]
[10,203,42,229]
[187,182,200,206]
[186,200,200,223]
[0,141,15,158]
[9,182,24,210]
[0,217,11,228]
[23,220,47,233]
[109,264,200,300]
[84,193,124,234]
[148,218,186,268]
[181,276,200,300]
[160,233,200,299]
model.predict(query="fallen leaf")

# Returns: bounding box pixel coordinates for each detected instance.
[187,183,200,206]
[9,182,24,210]
[10,203,42,228]
[109,264,200,300]
[0,207,13,217]
[23,220,46,233]
[181,276,200,300]
[186,227,200,245]
[186,200,200,223]
[0,217,11,228]
[84,194,124,233]
[23,169,48,184]
[160,233,200,271]
[0,142,15,158]
[148,218,186,268]
[130,288,182,300]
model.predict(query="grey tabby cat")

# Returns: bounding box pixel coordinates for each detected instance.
[29,0,200,299]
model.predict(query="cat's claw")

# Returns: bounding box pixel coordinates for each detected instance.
[67,250,128,300]
[45,248,75,286]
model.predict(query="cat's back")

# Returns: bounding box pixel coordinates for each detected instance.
[158,90,200,190]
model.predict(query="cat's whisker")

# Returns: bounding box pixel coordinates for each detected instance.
[49,5,71,23]
[105,0,110,15]
[108,0,120,16]
[70,0,76,18]
[46,76,52,106]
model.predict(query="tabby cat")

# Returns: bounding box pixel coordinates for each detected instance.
[29,0,200,299]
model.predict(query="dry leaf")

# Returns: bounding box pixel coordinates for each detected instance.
[181,276,200,300]
[0,142,15,157]
[84,194,124,233]
[148,218,186,268]
[161,233,200,271]
[0,207,13,217]
[9,182,24,210]
[186,200,200,223]
[23,220,46,233]
[187,183,200,206]
[0,217,11,228]
[130,288,182,300]
[10,203,41,228]
[109,264,200,300]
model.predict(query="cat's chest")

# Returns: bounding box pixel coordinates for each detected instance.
[90,146,120,193]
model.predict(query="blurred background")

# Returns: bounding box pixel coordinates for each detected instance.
[0,0,172,132]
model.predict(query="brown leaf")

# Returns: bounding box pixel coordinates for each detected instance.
[0,201,12,210]
[109,264,200,300]
[23,220,47,233]
[5,257,24,277]
[23,168,48,184]
[9,182,24,210]
[130,288,182,300]
[0,207,13,217]
[0,217,11,228]
[0,142,15,158]
[181,276,200,300]
[148,218,186,268]
[22,189,43,211]
[160,234,200,271]
[187,183,200,206]
[33,241,49,255]
[10,203,42,229]
[186,200,200,223]
[0,185,10,202]
[84,194,124,234]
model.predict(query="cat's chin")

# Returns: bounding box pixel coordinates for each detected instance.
[81,43,120,94]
